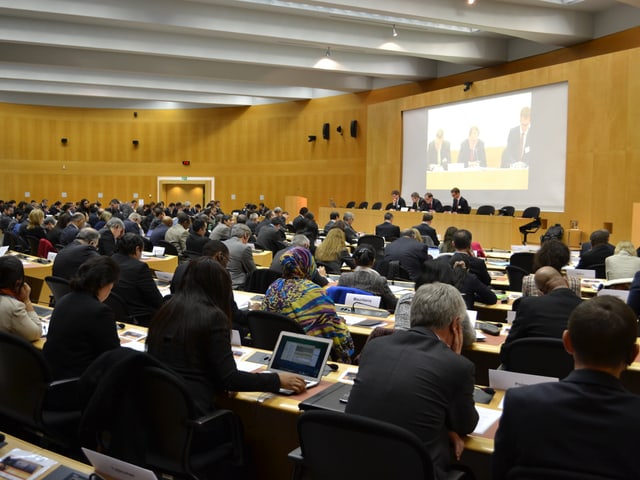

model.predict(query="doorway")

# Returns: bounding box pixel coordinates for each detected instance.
[157,177,215,208]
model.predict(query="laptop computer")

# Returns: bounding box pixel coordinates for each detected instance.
[266,331,332,395]
[82,448,158,480]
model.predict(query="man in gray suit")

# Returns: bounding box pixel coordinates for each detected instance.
[223,223,256,289]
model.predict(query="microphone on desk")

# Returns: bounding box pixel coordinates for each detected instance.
[351,301,374,314]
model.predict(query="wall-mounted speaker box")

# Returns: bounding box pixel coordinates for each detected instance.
[322,123,330,140]
[350,120,358,138]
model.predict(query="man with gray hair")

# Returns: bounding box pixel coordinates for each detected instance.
[223,223,256,289]
[342,211,358,244]
[52,227,100,280]
[98,217,125,256]
[346,282,479,479]
[124,212,144,236]
[59,212,86,245]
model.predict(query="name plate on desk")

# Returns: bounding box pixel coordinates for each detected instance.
[344,293,380,309]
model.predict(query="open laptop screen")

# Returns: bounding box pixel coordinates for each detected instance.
[268,332,331,380]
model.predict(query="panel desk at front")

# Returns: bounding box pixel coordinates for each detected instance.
[318,207,531,250]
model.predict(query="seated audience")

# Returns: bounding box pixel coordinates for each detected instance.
[382,228,430,281]
[148,257,305,414]
[522,239,581,297]
[21,208,47,241]
[0,256,42,342]
[323,211,340,234]
[346,283,479,479]
[223,223,256,289]
[270,234,329,287]
[164,212,191,256]
[111,233,164,326]
[374,212,400,241]
[338,244,397,312]
[314,227,355,274]
[123,212,144,236]
[98,217,125,256]
[93,210,111,231]
[342,212,358,244]
[439,226,457,253]
[43,256,121,379]
[408,191,427,211]
[262,247,354,363]
[412,212,439,246]
[186,218,210,254]
[576,229,615,270]
[423,192,443,213]
[452,229,491,285]
[493,296,640,479]
[149,216,173,247]
[59,212,86,246]
[255,216,288,255]
[605,240,640,280]
[52,227,100,280]
[500,267,582,364]
[449,253,497,310]
[209,214,233,241]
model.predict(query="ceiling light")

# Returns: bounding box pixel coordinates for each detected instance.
[467,0,476,4]
[325,46,331,57]
[392,24,398,37]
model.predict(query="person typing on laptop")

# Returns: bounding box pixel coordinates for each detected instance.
[147,257,306,414]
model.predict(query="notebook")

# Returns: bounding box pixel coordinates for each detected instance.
[266,332,332,395]
[81,448,157,480]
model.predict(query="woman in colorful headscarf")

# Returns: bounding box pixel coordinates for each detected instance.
[262,246,354,363]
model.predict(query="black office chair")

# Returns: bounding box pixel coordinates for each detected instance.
[519,207,541,245]
[371,202,383,210]
[289,410,464,480]
[246,310,305,350]
[157,239,180,256]
[357,234,385,257]
[345,201,356,209]
[103,291,131,323]
[501,337,573,379]
[497,206,515,216]
[243,268,281,294]
[476,205,495,215]
[506,265,529,292]
[587,263,606,279]
[3,231,29,253]
[357,201,369,209]
[26,235,40,256]
[509,252,535,273]
[183,249,202,260]
[377,259,411,282]
[45,276,73,307]
[80,354,245,480]
[0,331,80,449]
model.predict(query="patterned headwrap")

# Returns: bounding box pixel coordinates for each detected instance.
[280,246,317,280]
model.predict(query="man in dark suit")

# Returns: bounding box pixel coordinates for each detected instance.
[384,190,406,211]
[426,128,451,169]
[422,192,443,213]
[375,212,400,241]
[452,229,490,285]
[413,212,439,246]
[501,106,534,168]
[52,227,100,280]
[110,233,164,326]
[98,217,125,256]
[255,216,288,255]
[500,267,582,363]
[576,229,614,270]
[382,229,429,281]
[323,211,340,234]
[347,283,478,480]
[450,187,470,214]
[186,218,209,254]
[149,217,172,247]
[493,296,640,479]
[59,212,86,246]
[343,212,358,244]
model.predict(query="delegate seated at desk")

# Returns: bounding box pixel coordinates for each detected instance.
[0,255,42,342]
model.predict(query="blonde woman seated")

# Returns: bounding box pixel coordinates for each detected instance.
[314,227,356,274]
[605,241,640,280]
[522,239,580,297]
[338,244,397,312]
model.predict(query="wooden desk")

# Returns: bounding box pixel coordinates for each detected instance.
[252,250,273,267]
[140,254,178,273]
[319,207,530,250]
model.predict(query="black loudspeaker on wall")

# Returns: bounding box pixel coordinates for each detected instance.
[322,123,330,140]
[350,120,358,138]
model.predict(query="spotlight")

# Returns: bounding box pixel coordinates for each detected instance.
[467,0,476,5]
[463,81,473,92]
[132,139,139,146]
[392,24,398,37]
[325,46,331,57]
[60,138,68,145]
[336,126,343,135]
[308,135,317,142]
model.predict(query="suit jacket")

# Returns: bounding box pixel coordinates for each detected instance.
[98,228,118,256]
[427,139,451,166]
[52,242,99,280]
[457,139,486,167]
[453,252,491,285]
[149,224,169,246]
[501,125,534,168]
[501,288,582,362]
[59,223,80,245]
[493,369,640,480]
[43,291,120,380]
[165,224,189,255]
[338,268,397,311]
[375,222,400,241]
[422,198,443,213]
[605,252,640,280]
[413,223,439,246]
[344,225,358,244]
[576,243,614,270]
[346,327,478,480]
[383,237,430,281]
[111,253,164,322]
[209,223,231,241]
[223,237,257,289]
[452,196,471,214]
[256,224,287,255]
[384,197,407,211]
[186,233,209,253]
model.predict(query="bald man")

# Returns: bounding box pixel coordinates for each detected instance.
[500,266,582,363]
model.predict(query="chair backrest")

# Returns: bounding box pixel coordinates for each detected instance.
[26,235,40,256]
[45,276,73,304]
[357,234,385,256]
[589,263,606,279]
[476,205,495,215]
[509,252,535,273]
[345,201,356,208]
[521,206,541,219]
[325,286,373,305]
[506,265,529,292]
[296,410,436,480]
[498,206,515,216]
[4,232,29,252]
[501,337,573,379]
[157,239,179,256]
[246,310,305,350]
[376,259,411,282]
[357,201,368,209]
[103,291,130,323]
[371,202,382,210]
[244,268,282,294]
[0,331,51,432]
